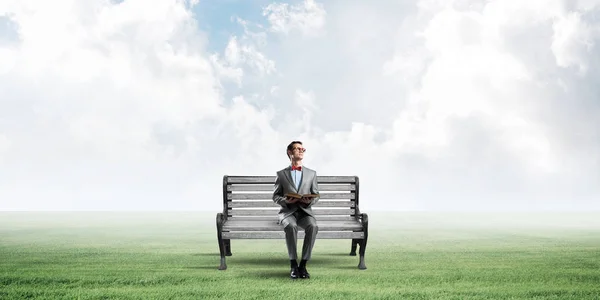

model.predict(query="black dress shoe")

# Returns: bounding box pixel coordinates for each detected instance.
[298,266,310,279]
[290,267,300,279]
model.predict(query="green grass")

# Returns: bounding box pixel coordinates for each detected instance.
[1,212,599,299]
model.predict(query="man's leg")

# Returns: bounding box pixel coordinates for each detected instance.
[297,215,318,278]
[280,215,300,279]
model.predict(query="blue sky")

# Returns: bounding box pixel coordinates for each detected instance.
[193,0,266,52]
[1,0,600,211]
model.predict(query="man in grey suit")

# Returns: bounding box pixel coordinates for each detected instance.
[272,140,320,279]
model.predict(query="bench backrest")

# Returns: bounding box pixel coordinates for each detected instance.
[223,175,360,221]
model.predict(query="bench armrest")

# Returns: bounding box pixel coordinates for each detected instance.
[359,213,368,226]
[216,212,227,225]
[354,206,362,221]
[359,213,368,243]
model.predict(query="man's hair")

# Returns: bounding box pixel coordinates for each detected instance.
[286,140,303,160]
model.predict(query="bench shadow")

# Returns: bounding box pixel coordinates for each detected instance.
[324,253,355,257]
[238,266,366,279]
[183,266,221,270]
[191,253,220,256]
[249,270,291,279]
[334,265,364,270]
[228,257,288,266]
[230,257,342,267]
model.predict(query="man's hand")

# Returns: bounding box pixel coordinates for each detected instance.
[300,197,312,205]
[286,196,299,204]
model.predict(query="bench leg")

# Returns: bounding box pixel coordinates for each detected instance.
[225,239,232,256]
[358,213,369,270]
[349,239,359,256]
[216,213,227,270]
[358,239,367,270]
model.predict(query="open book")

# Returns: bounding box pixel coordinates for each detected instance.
[285,193,319,199]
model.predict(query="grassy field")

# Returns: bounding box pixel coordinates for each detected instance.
[1,212,599,299]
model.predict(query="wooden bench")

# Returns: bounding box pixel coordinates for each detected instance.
[216,175,369,271]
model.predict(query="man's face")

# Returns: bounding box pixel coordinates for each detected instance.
[290,143,305,160]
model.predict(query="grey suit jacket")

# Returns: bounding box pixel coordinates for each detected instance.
[272,166,320,223]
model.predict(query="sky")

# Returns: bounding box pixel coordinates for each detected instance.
[1,0,599,212]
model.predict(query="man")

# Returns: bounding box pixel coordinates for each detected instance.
[272,140,320,279]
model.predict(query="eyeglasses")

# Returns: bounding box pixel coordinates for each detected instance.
[292,147,306,153]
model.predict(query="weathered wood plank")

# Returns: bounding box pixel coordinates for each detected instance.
[228,193,355,200]
[223,221,363,231]
[227,184,355,191]
[226,176,357,184]
[223,220,362,226]
[227,216,357,221]
[228,200,355,208]
[222,231,364,239]
[228,209,355,216]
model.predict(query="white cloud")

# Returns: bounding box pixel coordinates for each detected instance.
[209,22,276,87]
[224,35,242,65]
[294,89,318,133]
[209,52,244,86]
[381,0,591,177]
[224,35,275,76]
[263,0,326,36]
[0,0,229,210]
[552,12,597,74]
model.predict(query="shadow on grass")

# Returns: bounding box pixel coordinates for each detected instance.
[238,266,366,279]
[191,253,220,256]
[230,257,342,266]
[227,257,288,266]
[249,269,291,279]
[324,253,355,257]
[334,265,365,270]
[183,266,220,270]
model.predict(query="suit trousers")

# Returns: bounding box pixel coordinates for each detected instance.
[280,210,319,261]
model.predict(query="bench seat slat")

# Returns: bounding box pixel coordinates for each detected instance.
[228,184,355,191]
[228,200,355,208]
[228,193,354,200]
[226,176,356,184]
[227,216,357,221]
[223,220,362,231]
[229,209,355,216]
[222,231,364,239]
